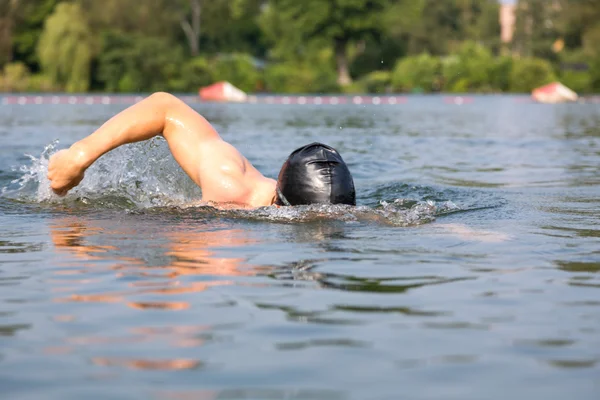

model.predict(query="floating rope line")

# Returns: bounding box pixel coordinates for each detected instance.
[2,95,598,106]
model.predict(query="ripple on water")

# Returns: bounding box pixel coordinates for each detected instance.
[546,359,598,369]
[91,357,202,371]
[0,240,43,254]
[557,261,600,273]
[0,323,31,337]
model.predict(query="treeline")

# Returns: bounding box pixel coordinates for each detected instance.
[0,0,598,94]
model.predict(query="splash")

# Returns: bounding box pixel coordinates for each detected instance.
[1,138,202,208]
[1,139,57,201]
[2,140,461,226]
[179,199,459,227]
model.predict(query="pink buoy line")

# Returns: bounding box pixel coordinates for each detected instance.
[4,94,595,106]
[1,94,411,106]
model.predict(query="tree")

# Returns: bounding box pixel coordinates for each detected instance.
[97,31,184,92]
[509,57,556,92]
[198,0,265,56]
[4,0,596,94]
[442,41,495,92]
[212,53,260,92]
[459,0,501,53]
[513,0,561,59]
[10,0,60,69]
[37,2,95,92]
[179,0,202,56]
[385,0,500,56]
[259,0,390,86]
[79,0,180,38]
[391,53,442,93]
[0,0,18,66]
[79,0,264,58]
[555,0,600,57]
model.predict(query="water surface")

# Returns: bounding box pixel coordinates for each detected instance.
[0,95,599,399]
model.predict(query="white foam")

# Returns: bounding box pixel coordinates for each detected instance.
[3,138,201,208]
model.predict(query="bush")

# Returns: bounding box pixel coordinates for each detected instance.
[97,31,184,92]
[357,71,392,94]
[28,74,57,92]
[509,57,557,93]
[0,62,56,92]
[391,53,441,93]
[349,38,405,78]
[179,57,215,92]
[442,42,495,92]
[590,57,600,92]
[37,3,95,92]
[0,62,30,92]
[560,70,592,94]
[117,74,137,92]
[264,62,338,93]
[558,50,593,93]
[341,81,366,94]
[489,56,513,92]
[212,53,261,93]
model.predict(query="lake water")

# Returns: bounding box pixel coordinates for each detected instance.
[0,95,598,400]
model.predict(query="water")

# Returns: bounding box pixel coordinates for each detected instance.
[0,95,599,399]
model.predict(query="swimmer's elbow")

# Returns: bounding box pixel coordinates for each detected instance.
[146,91,217,143]
[147,92,181,109]
[146,92,188,136]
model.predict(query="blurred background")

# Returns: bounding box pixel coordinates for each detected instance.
[0,0,598,95]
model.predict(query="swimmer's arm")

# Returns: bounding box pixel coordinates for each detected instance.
[49,92,221,194]
[76,92,220,180]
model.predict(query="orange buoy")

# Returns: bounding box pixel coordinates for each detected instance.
[532,82,578,104]
[199,81,247,102]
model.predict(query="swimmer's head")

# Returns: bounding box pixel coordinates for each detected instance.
[275,143,356,206]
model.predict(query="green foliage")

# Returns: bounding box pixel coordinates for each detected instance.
[513,0,561,60]
[558,50,593,93]
[180,57,215,92]
[385,0,501,56]
[260,0,390,53]
[590,57,600,92]
[97,31,184,93]
[212,53,260,93]
[264,62,338,94]
[357,71,392,94]
[200,0,266,56]
[11,0,61,68]
[259,0,390,85]
[582,24,600,58]
[2,0,600,94]
[509,57,557,93]
[0,62,30,92]
[37,3,95,92]
[442,41,494,92]
[27,74,56,92]
[349,38,406,77]
[79,0,180,37]
[263,47,338,93]
[560,70,592,94]
[391,53,441,93]
[489,56,513,92]
[0,62,55,92]
[556,0,600,57]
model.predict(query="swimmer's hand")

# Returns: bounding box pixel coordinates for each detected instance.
[47,146,88,196]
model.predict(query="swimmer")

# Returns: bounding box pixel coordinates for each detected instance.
[47,92,355,208]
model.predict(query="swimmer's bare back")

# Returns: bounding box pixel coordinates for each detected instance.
[47,92,277,207]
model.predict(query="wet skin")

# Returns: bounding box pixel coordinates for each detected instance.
[47,92,278,208]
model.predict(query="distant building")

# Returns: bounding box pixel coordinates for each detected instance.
[500,4,516,44]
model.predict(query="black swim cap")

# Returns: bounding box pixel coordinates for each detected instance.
[276,143,356,206]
